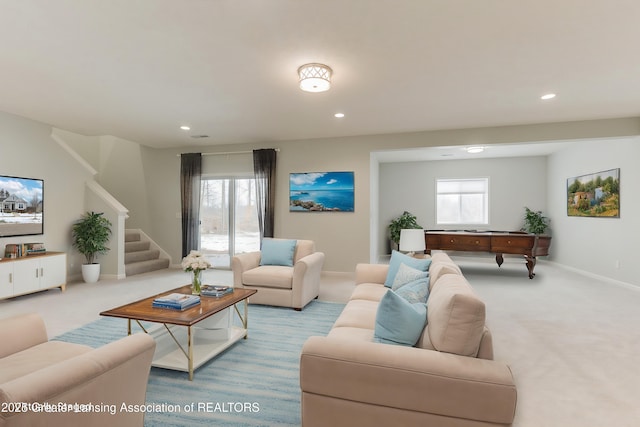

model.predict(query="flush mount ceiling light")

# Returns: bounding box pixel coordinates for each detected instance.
[180,125,191,131]
[334,112,345,118]
[541,93,556,100]
[298,63,332,92]
[466,146,485,154]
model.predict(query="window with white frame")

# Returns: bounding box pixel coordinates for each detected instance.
[436,178,489,225]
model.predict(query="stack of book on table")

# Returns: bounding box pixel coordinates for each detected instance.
[152,293,200,310]
[200,285,233,298]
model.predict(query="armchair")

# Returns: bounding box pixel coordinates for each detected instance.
[232,239,325,310]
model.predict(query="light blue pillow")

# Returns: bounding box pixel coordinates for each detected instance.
[395,277,430,304]
[384,250,432,287]
[373,290,427,346]
[392,263,429,290]
[260,238,297,266]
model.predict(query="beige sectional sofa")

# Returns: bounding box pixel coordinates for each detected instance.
[0,313,156,427]
[300,252,517,427]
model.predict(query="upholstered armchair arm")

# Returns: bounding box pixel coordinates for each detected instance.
[0,313,48,358]
[291,252,325,308]
[355,263,389,285]
[0,333,156,427]
[231,251,261,287]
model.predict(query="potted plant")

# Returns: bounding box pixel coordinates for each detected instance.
[389,211,422,250]
[72,211,112,283]
[522,207,549,235]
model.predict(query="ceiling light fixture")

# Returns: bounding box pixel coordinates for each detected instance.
[334,113,345,118]
[180,125,191,131]
[298,63,332,92]
[541,93,556,100]
[466,146,485,154]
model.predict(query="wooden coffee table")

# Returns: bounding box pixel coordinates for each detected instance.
[100,285,257,380]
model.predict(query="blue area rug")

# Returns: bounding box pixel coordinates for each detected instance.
[54,301,344,426]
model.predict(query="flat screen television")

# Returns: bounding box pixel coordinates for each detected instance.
[0,175,44,237]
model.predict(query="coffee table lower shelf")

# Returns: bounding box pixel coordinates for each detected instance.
[149,323,247,373]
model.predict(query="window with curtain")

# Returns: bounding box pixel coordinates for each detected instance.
[180,153,202,258]
[253,149,277,239]
[436,178,489,225]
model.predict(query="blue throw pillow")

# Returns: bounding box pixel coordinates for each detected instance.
[373,290,427,346]
[384,250,432,287]
[392,263,429,290]
[260,238,297,266]
[395,277,430,304]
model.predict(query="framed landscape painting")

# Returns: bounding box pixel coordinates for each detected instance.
[567,168,620,217]
[0,175,44,237]
[289,171,354,212]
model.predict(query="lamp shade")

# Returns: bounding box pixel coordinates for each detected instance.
[298,63,332,92]
[399,229,426,253]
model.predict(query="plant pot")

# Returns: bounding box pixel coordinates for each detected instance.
[81,263,101,283]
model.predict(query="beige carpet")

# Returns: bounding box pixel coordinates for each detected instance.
[1,258,638,426]
[455,255,640,427]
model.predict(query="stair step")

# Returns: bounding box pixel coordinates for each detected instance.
[125,249,160,264]
[125,240,150,253]
[125,258,170,277]
[125,231,141,242]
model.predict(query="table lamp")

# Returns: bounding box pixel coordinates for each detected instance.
[399,229,426,257]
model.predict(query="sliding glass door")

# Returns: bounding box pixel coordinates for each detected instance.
[199,178,260,268]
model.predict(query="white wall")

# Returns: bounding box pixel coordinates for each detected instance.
[547,137,639,285]
[2,107,638,287]
[16,114,639,278]
[378,156,548,256]
[97,136,151,231]
[0,111,95,277]
[116,117,640,273]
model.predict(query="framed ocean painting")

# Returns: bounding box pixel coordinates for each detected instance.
[289,171,354,212]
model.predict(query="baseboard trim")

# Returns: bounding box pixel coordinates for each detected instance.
[546,260,639,292]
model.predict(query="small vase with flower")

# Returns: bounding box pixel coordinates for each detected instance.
[181,250,211,295]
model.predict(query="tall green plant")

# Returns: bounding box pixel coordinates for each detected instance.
[522,207,549,235]
[389,211,422,244]
[72,211,112,264]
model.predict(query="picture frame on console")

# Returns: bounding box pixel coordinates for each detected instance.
[567,168,620,218]
[0,174,44,237]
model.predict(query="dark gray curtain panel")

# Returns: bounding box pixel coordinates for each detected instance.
[253,149,277,239]
[180,153,202,258]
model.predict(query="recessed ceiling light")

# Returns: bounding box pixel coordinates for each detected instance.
[180,125,191,131]
[466,146,484,154]
[334,113,345,118]
[541,93,556,100]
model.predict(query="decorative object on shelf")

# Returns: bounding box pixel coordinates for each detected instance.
[3,243,46,258]
[399,229,426,256]
[297,63,332,92]
[71,211,112,283]
[389,211,422,250]
[181,250,211,295]
[522,207,549,235]
[566,168,620,218]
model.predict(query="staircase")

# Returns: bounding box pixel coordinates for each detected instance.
[125,230,170,276]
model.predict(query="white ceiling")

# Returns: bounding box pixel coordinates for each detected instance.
[1,1,639,149]
[374,141,579,163]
